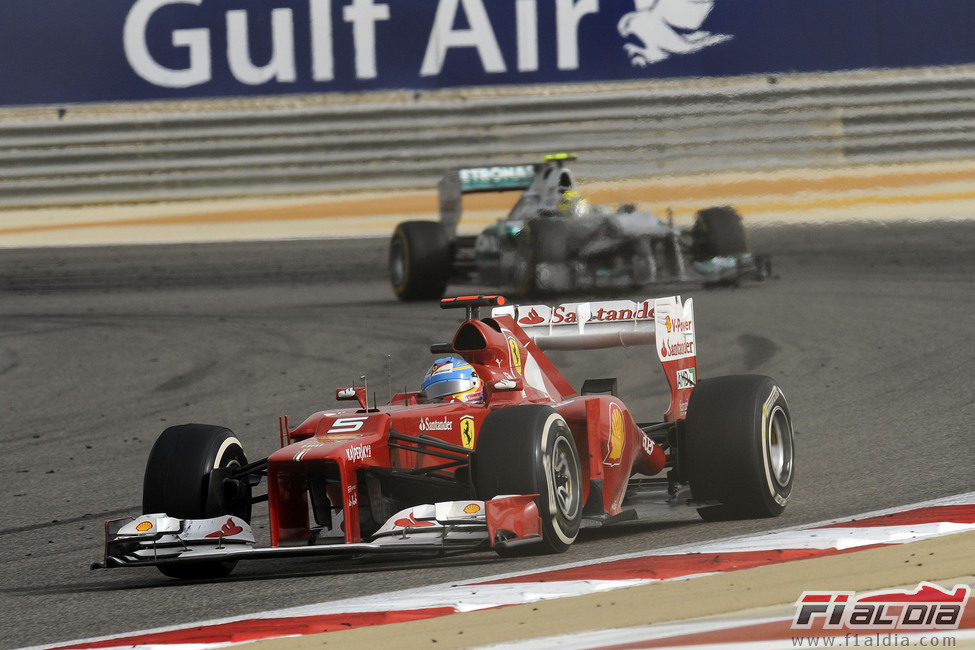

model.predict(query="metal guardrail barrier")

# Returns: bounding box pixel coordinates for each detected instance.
[0,68,973,208]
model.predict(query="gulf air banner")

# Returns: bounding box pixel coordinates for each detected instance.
[2,0,973,106]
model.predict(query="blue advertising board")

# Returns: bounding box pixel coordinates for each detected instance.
[1,0,973,106]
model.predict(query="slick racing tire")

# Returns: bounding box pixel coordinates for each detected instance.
[691,206,748,259]
[389,221,452,301]
[684,375,795,521]
[513,219,570,296]
[474,405,583,555]
[143,424,251,578]
[630,237,657,286]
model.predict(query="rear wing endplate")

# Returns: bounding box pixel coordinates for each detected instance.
[438,164,538,235]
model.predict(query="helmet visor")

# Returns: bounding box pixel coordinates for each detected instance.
[422,378,478,401]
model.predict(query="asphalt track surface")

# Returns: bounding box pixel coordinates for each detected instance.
[0,220,973,649]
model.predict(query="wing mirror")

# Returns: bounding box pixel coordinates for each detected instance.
[336,386,368,409]
[492,377,523,392]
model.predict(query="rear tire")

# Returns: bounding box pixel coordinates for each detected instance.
[630,237,657,286]
[474,405,583,554]
[684,375,794,520]
[143,424,250,578]
[389,221,452,301]
[692,206,748,259]
[513,219,570,296]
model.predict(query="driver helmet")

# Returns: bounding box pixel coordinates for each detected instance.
[421,357,484,404]
[557,190,590,217]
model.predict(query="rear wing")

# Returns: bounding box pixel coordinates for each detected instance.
[438,164,539,235]
[493,296,697,420]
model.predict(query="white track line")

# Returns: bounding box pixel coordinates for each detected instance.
[35,491,975,650]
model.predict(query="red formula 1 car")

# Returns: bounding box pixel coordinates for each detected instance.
[98,295,795,579]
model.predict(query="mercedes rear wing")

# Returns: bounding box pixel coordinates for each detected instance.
[494,296,697,420]
[438,163,539,235]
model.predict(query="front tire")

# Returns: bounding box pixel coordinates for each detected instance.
[389,221,452,301]
[630,237,657,286]
[684,375,795,520]
[143,424,251,578]
[512,219,570,296]
[474,405,583,554]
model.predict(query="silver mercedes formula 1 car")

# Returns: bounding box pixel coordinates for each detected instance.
[389,154,771,301]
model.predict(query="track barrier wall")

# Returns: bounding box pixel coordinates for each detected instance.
[0,1,973,208]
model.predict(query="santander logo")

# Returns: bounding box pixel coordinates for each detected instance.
[661,340,694,358]
[519,308,545,325]
[393,513,436,529]
[419,417,452,432]
[516,300,654,326]
[205,518,243,538]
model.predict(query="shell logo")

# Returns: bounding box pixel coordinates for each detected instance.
[507,337,523,376]
[136,520,153,532]
[463,503,481,515]
[604,403,625,466]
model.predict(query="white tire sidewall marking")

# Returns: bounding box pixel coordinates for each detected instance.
[540,412,577,546]
[214,436,243,468]
[760,386,791,506]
